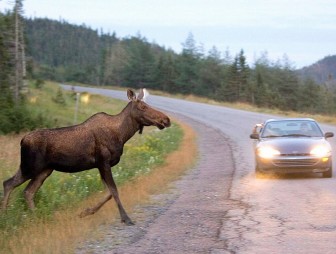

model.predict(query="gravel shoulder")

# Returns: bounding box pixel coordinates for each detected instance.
[76,115,236,254]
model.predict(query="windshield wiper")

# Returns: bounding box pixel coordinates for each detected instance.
[262,135,281,138]
[281,134,311,137]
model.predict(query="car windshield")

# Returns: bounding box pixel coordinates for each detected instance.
[261,120,323,138]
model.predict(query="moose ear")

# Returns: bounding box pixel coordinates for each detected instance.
[137,88,144,101]
[127,89,136,101]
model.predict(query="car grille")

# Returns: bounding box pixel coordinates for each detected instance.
[273,157,319,167]
[281,153,310,156]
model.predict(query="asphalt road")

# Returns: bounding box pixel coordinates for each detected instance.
[63,85,336,253]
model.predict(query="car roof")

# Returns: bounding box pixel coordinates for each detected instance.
[264,118,316,124]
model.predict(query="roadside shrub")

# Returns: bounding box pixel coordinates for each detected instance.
[0,103,52,134]
[52,87,66,105]
[34,79,45,89]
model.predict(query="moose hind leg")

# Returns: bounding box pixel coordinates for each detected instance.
[2,169,29,209]
[79,192,112,218]
[23,169,53,210]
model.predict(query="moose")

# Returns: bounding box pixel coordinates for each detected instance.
[2,88,170,225]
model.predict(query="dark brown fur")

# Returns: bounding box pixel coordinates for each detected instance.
[2,89,170,225]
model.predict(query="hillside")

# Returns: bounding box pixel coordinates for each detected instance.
[25,18,119,84]
[22,17,336,114]
[297,55,336,85]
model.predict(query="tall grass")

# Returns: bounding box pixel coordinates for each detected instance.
[0,82,185,253]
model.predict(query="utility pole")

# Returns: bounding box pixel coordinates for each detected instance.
[74,92,80,124]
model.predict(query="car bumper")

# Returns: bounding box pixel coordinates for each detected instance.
[256,155,332,174]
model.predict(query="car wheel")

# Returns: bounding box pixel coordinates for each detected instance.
[323,167,332,178]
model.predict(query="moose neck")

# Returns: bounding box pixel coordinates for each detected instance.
[116,102,142,143]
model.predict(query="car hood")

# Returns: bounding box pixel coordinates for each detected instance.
[257,137,331,154]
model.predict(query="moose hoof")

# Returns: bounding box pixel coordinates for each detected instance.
[79,208,95,218]
[123,218,135,226]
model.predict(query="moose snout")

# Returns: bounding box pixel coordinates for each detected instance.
[156,115,171,130]
[163,117,171,128]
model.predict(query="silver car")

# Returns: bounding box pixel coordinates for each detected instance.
[250,118,334,178]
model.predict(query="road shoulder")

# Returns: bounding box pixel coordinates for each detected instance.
[76,114,235,254]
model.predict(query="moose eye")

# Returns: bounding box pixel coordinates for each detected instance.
[138,102,147,111]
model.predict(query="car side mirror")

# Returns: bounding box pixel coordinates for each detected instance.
[325,132,334,138]
[250,133,260,139]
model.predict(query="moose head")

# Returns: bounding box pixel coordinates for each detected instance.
[127,89,171,134]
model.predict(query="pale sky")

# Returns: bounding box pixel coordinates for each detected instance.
[1,0,336,68]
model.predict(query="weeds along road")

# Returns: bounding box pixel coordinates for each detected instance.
[63,85,336,253]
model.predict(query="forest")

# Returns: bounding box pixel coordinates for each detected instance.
[1,2,336,134]
[25,17,336,113]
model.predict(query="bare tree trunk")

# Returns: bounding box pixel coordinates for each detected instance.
[20,12,27,93]
[14,2,20,102]
[13,0,26,103]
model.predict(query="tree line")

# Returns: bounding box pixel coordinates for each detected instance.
[1,3,336,134]
[25,17,336,114]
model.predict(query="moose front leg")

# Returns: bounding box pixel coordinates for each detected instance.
[100,166,134,225]
[80,165,134,225]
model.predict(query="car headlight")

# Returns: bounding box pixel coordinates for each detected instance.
[257,147,280,159]
[310,145,331,157]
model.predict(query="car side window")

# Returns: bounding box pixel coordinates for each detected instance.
[252,124,263,134]
[262,124,281,137]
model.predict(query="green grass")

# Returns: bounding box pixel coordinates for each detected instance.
[0,81,183,237]
[26,82,126,127]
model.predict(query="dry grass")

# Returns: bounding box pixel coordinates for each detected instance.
[1,119,197,254]
[0,134,23,180]
[96,85,336,125]
[174,96,336,125]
